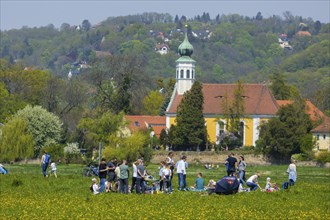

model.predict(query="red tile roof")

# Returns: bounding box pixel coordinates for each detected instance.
[167,84,279,115]
[277,100,325,121]
[312,117,330,133]
[124,115,166,137]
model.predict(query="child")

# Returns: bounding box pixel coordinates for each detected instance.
[50,161,57,178]
[162,163,172,193]
[91,178,100,195]
[265,177,278,192]
[158,161,165,191]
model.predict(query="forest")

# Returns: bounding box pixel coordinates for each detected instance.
[0,11,329,160]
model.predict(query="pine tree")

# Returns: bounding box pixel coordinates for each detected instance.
[173,81,207,151]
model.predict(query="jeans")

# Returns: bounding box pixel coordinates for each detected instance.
[239,171,245,185]
[120,178,128,194]
[99,178,106,192]
[178,173,184,190]
[131,177,137,192]
[246,182,258,191]
[183,174,187,189]
[42,163,49,177]
[163,177,171,192]
[136,178,145,194]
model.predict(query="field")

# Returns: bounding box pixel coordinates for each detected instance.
[0,163,329,219]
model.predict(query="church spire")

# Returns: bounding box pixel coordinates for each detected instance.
[178,25,194,57]
[175,25,196,95]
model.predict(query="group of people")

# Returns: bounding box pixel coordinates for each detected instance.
[90,152,298,195]
[225,153,297,192]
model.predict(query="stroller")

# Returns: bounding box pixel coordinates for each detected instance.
[214,176,239,195]
[82,162,99,177]
[0,164,8,174]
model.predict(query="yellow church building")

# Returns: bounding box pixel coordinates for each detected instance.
[165,31,280,147]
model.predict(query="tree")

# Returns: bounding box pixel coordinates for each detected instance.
[77,110,126,148]
[82,19,91,32]
[143,90,164,115]
[0,117,34,162]
[256,100,314,163]
[15,105,63,156]
[256,12,263,21]
[0,82,26,122]
[220,81,245,147]
[269,70,291,100]
[173,81,207,151]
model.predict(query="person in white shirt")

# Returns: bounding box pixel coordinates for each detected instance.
[287,159,297,186]
[162,163,172,193]
[50,162,57,178]
[91,178,100,195]
[130,160,139,193]
[246,173,261,191]
[176,155,187,191]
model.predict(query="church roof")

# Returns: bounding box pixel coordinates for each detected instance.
[167,83,279,116]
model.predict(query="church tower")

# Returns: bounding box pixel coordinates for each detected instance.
[176,27,195,95]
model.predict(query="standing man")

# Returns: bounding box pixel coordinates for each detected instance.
[136,160,146,194]
[106,157,117,192]
[225,153,237,176]
[41,150,50,177]
[119,160,129,194]
[98,158,108,193]
[177,155,187,191]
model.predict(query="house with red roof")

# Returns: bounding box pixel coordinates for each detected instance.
[124,115,166,138]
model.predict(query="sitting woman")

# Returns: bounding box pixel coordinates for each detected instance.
[190,173,205,191]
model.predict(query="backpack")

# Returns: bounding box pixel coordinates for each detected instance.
[44,154,50,163]
[90,185,94,193]
[282,181,289,189]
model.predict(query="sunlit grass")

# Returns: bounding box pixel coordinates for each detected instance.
[0,164,329,219]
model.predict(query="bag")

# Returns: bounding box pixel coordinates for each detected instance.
[282,181,289,189]
[45,154,50,164]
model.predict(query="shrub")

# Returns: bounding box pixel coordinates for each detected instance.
[64,143,81,164]
[315,151,330,166]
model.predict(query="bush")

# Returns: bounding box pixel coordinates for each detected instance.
[64,143,81,164]
[315,151,330,166]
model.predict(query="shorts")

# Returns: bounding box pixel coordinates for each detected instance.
[107,172,116,182]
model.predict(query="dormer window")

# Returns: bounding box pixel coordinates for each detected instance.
[134,121,140,127]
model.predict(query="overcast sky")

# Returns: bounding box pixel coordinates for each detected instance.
[1,0,329,31]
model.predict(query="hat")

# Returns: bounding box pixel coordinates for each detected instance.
[92,178,97,182]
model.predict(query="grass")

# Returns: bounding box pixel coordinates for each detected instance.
[0,163,329,219]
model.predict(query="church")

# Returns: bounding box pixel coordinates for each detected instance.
[125,29,329,150]
[165,30,279,147]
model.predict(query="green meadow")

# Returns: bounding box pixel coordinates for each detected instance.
[0,164,329,219]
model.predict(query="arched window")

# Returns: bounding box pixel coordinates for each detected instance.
[192,70,194,79]
[176,70,179,79]
[180,69,184,78]
[186,69,190,78]
[216,120,226,145]
[239,121,244,146]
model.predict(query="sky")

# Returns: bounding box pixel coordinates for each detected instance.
[1,0,329,31]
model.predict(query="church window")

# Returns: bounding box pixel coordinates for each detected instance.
[187,70,190,78]
[180,69,184,78]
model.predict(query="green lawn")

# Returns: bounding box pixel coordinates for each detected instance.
[0,163,329,219]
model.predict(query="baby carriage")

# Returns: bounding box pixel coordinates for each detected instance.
[82,162,99,177]
[0,164,8,174]
[144,175,161,193]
